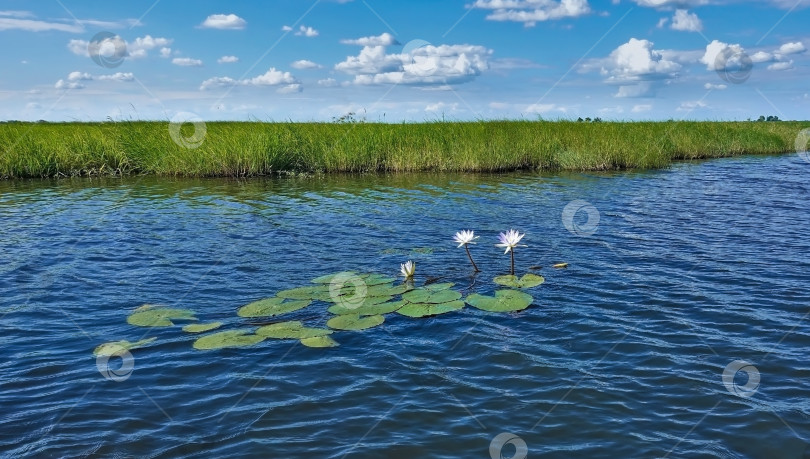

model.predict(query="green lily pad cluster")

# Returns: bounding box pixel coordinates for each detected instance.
[398,283,465,318]
[256,321,333,339]
[237,298,311,318]
[95,267,555,355]
[127,304,197,327]
[465,290,534,313]
[493,273,545,289]
[182,322,223,333]
[93,337,157,357]
[191,329,264,350]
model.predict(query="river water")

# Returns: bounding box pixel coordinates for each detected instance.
[1,154,808,458]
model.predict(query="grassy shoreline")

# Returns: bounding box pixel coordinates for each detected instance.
[0,120,806,179]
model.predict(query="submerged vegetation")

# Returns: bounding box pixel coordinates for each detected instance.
[1,120,807,178]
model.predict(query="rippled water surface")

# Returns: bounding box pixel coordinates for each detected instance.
[2,154,809,458]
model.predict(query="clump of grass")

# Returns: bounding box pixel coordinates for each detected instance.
[0,120,806,179]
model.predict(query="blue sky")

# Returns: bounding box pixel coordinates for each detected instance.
[1,0,808,121]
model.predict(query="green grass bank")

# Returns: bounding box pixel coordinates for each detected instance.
[0,120,806,178]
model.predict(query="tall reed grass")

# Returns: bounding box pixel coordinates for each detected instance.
[0,120,805,178]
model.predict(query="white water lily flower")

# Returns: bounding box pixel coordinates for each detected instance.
[453,230,479,248]
[496,229,526,254]
[400,260,415,278]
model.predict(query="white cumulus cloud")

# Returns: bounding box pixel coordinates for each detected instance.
[777,41,805,55]
[700,40,745,71]
[340,32,398,46]
[629,0,710,8]
[200,67,299,92]
[670,9,702,32]
[700,40,801,73]
[750,51,773,63]
[54,71,91,89]
[598,38,680,83]
[172,57,203,67]
[582,38,679,97]
[296,25,318,37]
[335,42,492,85]
[767,60,793,71]
[469,0,591,27]
[283,24,319,37]
[200,14,246,30]
[291,59,322,69]
[318,78,340,87]
[97,72,134,81]
[55,71,134,89]
[68,34,172,60]
[55,80,83,90]
[67,71,93,81]
[277,84,303,94]
[129,35,172,58]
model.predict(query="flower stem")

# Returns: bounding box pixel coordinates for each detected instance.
[510,250,515,275]
[464,245,480,272]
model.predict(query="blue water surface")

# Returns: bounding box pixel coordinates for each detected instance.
[1,154,808,458]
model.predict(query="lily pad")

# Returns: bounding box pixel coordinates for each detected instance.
[311,271,359,284]
[397,300,465,318]
[256,321,333,339]
[300,335,339,348]
[237,297,311,318]
[553,263,569,269]
[328,299,406,316]
[465,290,534,313]
[327,314,385,331]
[182,322,223,333]
[361,274,397,286]
[329,294,393,312]
[402,287,462,304]
[493,273,545,289]
[326,283,369,303]
[192,329,265,350]
[366,283,412,296]
[127,305,197,327]
[93,338,157,357]
[331,284,413,303]
[326,282,409,305]
[276,286,333,301]
[422,282,455,291]
[360,294,395,305]
[318,272,393,288]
